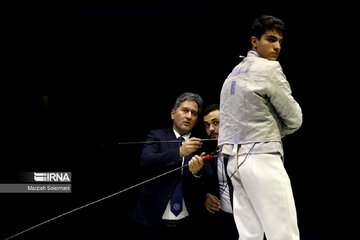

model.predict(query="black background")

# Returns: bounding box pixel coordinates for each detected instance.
[1,5,354,240]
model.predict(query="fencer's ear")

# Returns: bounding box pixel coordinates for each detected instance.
[250,36,257,49]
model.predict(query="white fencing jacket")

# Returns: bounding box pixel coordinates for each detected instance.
[218,50,302,151]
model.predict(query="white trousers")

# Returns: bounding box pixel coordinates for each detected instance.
[227,152,299,240]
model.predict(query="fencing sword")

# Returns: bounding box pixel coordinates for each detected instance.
[5,139,217,240]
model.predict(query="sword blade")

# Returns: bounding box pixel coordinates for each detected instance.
[118,139,217,145]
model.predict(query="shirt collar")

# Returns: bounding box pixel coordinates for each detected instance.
[173,129,191,141]
[247,50,260,58]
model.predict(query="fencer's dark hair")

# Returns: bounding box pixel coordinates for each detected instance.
[251,15,285,39]
[173,92,203,114]
[203,104,219,117]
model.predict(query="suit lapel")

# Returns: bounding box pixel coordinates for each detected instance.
[165,128,178,150]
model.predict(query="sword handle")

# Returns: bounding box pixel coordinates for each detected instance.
[202,155,217,161]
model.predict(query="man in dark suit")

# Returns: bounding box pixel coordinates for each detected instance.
[132,92,206,240]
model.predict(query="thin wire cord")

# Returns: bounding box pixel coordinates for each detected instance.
[219,143,257,197]
[5,164,188,240]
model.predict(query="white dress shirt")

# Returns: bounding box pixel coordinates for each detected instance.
[161,130,190,220]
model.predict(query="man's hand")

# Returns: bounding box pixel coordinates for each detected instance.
[179,137,202,158]
[205,194,221,214]
[188,152,206,174]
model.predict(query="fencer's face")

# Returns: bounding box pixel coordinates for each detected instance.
[203,110,220,139]
[171,100,199,136]
[251,30,283,61]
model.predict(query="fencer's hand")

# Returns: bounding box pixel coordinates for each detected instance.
[188,152,205,174]
[179,137,202,158]
[205,194,221,214]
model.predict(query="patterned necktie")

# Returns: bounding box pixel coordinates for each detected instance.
[170,136,184,216]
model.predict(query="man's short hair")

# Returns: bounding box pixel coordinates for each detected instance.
[203,104,219,117]
[173,92,203,114]
[251,15,285,39]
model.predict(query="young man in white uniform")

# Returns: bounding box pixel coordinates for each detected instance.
[218,15,302,240]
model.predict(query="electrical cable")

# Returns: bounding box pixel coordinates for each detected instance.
[218,142,257,197]
[5,137,248,240]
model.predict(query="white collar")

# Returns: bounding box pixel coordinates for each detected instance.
[173,129,191,141]
[248,50,260,58]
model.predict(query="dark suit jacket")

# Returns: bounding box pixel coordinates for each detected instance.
[132,128,204,228]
